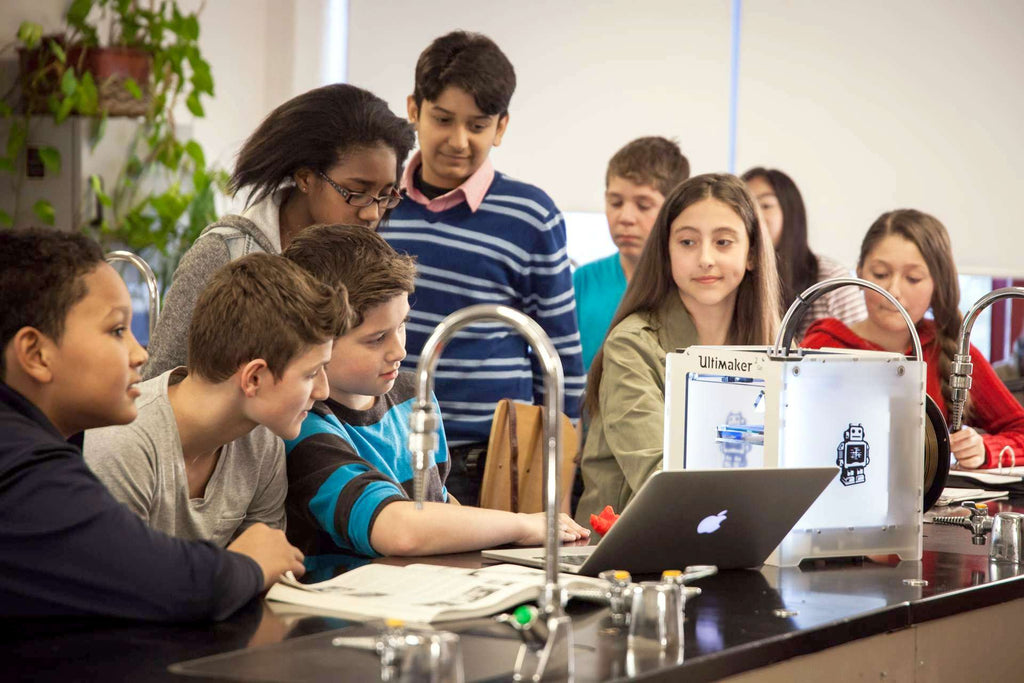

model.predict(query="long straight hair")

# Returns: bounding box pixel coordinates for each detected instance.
[858,209,968,418]
[741,167,818,308]
[584,173,781,417]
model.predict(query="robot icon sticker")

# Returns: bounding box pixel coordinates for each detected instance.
[837,423,870,486]
[697,510,728,534]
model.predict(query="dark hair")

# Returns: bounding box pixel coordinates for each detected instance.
[584,174,780,417]
[0,228,105,378]
[606,137,690,197]
[284,224,416,328]
[741,167,818,308]
[188,253,347,383]
[858,209,968,419]
[231,83,416,207]
[413,31,516,116]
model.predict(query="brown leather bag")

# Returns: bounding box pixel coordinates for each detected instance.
[480,399,578,513]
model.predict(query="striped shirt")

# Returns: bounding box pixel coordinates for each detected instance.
[795,254,868,340]
[381,163,584,446]
[283,373,450,559]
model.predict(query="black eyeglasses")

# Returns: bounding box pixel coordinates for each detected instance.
[318,171,402,209]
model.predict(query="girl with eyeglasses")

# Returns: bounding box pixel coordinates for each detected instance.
[145,84,415,378]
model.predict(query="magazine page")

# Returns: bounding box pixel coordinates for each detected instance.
[267,563,600,624]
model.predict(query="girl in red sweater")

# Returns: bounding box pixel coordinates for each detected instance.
[802,209,1024,469]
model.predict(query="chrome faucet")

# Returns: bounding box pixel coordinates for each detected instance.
[105,250,161,341]
[771,277,923,360]
[408,304,573,681]
[932,501,993,545]
[948,287,1024,432]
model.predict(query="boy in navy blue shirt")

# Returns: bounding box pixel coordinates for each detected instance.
[283,225,587,562]
[0,229,305,620]
[379,31,585,506]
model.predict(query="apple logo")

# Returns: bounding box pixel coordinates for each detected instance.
[697,510,728,534]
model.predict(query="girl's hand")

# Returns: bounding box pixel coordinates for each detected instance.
[950,426,986,469]
[516,513,590,545]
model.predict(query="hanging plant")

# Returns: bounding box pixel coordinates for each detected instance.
[1,0,228,285]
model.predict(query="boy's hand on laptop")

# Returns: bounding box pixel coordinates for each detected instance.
[516,513,590,546]
[228,523,306,590]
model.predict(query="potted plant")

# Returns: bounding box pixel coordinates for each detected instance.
[1,0,226,284]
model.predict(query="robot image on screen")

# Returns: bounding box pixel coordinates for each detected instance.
[684,374,766,470]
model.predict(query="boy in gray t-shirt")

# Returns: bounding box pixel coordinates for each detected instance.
[86,368,286,546]
[85,253,347,546]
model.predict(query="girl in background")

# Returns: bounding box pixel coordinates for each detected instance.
[575,174,780,523]
[145,84,415,378]
[802,209,1024,469]
[742,167,866,337]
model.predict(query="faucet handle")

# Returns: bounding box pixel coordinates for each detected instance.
[598,570,633,623]
[962,501,990,518]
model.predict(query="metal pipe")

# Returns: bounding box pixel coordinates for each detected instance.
[105,250,161,341]
[408,304,566,616]
[949,287,1024,432]
[770,277,923,361]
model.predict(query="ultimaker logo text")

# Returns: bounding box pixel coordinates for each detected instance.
[697,356,753,373]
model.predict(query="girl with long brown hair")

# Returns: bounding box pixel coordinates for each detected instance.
[575,174,781,524]
[802,209,1024,469]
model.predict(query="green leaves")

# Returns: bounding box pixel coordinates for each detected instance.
[185,92,204,117]
[184,139,205,169]
[55,97,75,124]
[60,70,78,97]
[0,209,12,228]
[90,173,112,207]
[189,57,213,96]
[123,76,143,100]
[6,0,225,287]
[39,147,61,175]
[6,120,27,160]
[48,39,68,64]
[17,22,43,49]
[77,72,99,115]
[67,0,96,27]
[180,15,199,41]
[32,200,56,226]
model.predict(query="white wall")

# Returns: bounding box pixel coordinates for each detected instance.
[347,0,733,215]
[345,0,1024,277]
[184,0,332,205]
[5,2,1022,275]
[736,0,1024,276]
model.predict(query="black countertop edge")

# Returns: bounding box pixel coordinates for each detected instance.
[625,603,911,683]
[911,575,1024,624]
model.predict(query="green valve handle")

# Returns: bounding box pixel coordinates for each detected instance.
[513,604,537,626]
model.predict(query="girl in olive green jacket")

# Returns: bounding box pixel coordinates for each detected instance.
[575,174,781,525]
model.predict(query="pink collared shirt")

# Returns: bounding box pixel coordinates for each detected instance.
[400,151,495,213]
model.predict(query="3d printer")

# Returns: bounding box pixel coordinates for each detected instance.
[663,278,949,566]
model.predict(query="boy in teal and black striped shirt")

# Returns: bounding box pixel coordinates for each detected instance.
[282,226,587,563]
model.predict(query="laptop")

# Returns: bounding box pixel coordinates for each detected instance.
[482,467,837,576]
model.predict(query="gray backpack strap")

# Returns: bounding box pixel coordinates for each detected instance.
[196,215,263,261]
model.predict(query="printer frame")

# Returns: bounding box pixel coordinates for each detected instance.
[664,345,925,566]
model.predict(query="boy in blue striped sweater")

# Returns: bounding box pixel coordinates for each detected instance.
[380,31,584,506]
[282,226,587,562]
